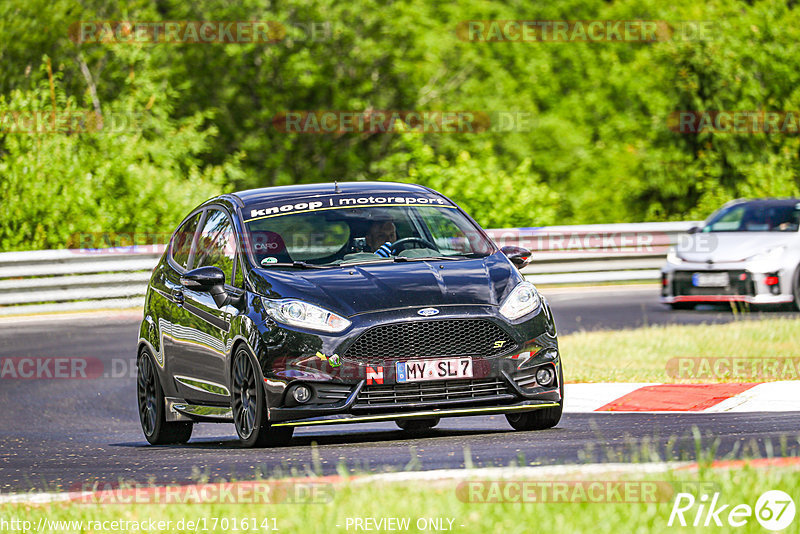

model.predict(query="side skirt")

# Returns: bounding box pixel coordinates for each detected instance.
[163,398,559,427]
[165,397,233,422]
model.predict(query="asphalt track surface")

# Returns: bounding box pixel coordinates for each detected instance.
[1,286,798,492]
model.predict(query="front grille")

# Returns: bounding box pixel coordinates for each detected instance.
[343,319,517,364]
[672,270,754,297]
[354,378,513,409]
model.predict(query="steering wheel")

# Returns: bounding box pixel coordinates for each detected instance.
[390,237,438,253]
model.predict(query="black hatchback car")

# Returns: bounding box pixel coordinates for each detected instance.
[137,182,563,447]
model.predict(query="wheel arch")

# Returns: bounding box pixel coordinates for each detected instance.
[228,337,275,417]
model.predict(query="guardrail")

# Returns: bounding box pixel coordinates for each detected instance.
[0,221,699,315]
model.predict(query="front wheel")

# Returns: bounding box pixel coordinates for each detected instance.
[506,366,563,431]
[137,350,193,445]
[231,347,293,448]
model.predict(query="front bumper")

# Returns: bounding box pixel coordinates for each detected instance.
[270,401,561,428]
[660,264,794,305]
[267,362,562,423]
[257,302,561,424]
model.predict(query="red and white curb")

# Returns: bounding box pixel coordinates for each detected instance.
[564,381,800,413]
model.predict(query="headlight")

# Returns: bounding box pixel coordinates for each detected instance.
[666,247,683,264]
[499,281,541,320]
[746,246,786,270]
[263,298,351,333]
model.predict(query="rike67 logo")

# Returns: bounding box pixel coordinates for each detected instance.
[669,490,795,531]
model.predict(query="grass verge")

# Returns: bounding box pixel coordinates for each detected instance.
[560,317,800,383]
[2,464,798,533]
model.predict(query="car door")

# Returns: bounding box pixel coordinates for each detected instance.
[170,207,244,405]
[157,210,204,371]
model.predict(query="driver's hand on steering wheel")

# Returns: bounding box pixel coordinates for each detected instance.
[374,242,393,258]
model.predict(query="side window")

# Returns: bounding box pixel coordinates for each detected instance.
[419,208,474,254]
[194,209,237,284]
[170,212,203,269]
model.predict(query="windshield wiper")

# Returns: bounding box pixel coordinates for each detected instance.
[261,261,331,269]
[338,258,395,266]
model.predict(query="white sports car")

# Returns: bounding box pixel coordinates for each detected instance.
[661,198,800,310]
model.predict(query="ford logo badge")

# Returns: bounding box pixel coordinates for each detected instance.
[418,308,440,316]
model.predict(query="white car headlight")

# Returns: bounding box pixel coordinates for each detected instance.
[263,298,351,333]
[499,281,541,320]
[666,247,683,265]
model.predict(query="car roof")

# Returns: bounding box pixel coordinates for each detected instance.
[727,197,800,206]
[230,181,437,206]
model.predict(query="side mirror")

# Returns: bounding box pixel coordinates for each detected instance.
[687,226,700,234]
[181,266,232,307]
[501,246,531,269]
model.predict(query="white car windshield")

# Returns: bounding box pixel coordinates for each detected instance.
[702,201,800,232]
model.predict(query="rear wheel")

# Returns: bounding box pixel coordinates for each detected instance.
[506,366,563,431]
[669,302,695,310]
[231,347,293,448]
[396,418,440,432]
[137,350,193,445]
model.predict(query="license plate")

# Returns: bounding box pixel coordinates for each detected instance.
[692,272,729,287]
[396,357,473,383]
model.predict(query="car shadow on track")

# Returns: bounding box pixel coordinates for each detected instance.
[110,427,535,450]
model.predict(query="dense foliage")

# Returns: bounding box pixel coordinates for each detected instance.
[1,0,799,250]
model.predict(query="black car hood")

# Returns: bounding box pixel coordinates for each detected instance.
[249,252,520,317]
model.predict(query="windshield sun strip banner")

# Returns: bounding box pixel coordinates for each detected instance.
[244,194,456,223]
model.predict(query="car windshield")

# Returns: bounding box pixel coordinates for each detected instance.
[242,197,495,267]
[702,201,800,233]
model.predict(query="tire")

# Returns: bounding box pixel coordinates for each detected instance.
[231,347,294,448]
[669,302,695,310]
[793,266,800,312]
[506,365,563,431]
[396,418,440,432]
[137,350,193,445]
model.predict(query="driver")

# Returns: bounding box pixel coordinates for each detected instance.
[366,220,397,257]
